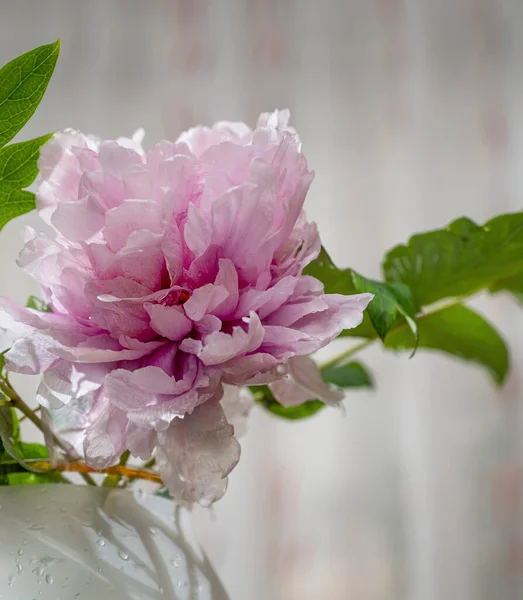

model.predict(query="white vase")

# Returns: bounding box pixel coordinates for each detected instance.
[0,484,229,600]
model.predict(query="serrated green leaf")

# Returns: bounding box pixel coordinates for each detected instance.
[0,40,60,147]
[304,248,385,338]
[26,295,51,312]
[0,187,36,231]
[304,247,357,294]
[351,272,418,346]
[322,361,374,388]
[383,213,523,307]
[385,304,509,384]
[0,134,52,188]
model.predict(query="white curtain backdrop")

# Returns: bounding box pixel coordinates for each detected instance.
[1,1,523,598]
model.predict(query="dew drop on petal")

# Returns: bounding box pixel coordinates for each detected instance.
[118,551,129,561]
[96,538,106,547]
[148,526,159,535]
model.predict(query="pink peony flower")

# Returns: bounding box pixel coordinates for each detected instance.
[0,110,372,504]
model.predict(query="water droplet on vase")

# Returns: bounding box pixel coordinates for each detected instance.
[118,551,129,561]
[96,538,106,547]
[7,576,13,586]
[45,574,53,585]
[17,563,22,573]
[148,526,159,535]
[33,567,45,577]
[17,548,23,556]
[28,524,46,531]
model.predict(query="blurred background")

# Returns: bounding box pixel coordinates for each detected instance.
[1,1,523,598]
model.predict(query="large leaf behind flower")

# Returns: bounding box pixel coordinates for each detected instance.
[385,303,509,384]
[383,213,523,307]
[304,248,418,341]
[0,40,60,231]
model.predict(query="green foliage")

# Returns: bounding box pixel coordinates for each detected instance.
[26,295,51,312]
[321,361,374,389]
[0,187,37,231]
[304,248,415,340]
[0,406,46,473]
[0,134,52,187]
[0,40,59,232]
[351,273,418,344]
[490,271,523,306]
[0,40,59,147]
[385,304,509,385]
[383,214,523,307]
[7,471,63,485]
[254,361,374,420]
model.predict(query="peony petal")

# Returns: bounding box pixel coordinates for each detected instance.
[146,304,193,341]
[269,355,343,407]
[103,199,164,252]
[183,283,229,322]
[198,312,264,366]
[156,399,241,505]
[291,293,373,344]
[51,194,106,242]
[220,385,253,438]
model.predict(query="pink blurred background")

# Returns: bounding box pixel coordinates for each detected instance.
[1,1,523,598]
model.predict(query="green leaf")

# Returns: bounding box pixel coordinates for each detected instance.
[383,213,523,307]
[0,40,60,147]
[26,295,51,312]
[304,248,386,338]
[7,471,63,485]
[322,361,374,389]
[304,247,357,294]
[16,442,48,459]
[0,187,36,231]
[489,271,523,306]
[0,350,6,379]
[351,272,418,347]
[385,304,509,384]
[0,134,52,188]
[0,406,45,472]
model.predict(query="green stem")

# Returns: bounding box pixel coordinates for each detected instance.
[320,338,375,370]
[0,380,97,487]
